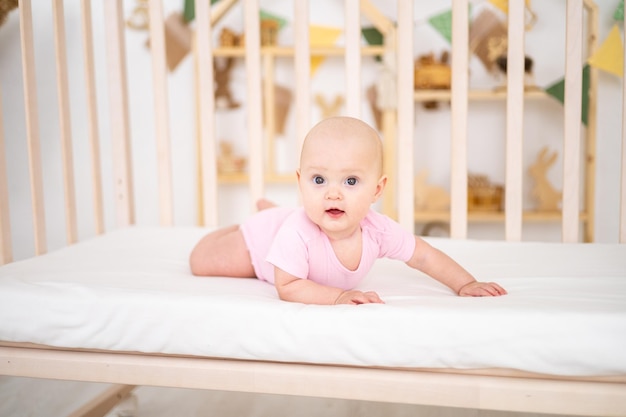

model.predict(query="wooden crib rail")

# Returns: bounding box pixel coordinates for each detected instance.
[622,0,626,243]
[1,0,625,264]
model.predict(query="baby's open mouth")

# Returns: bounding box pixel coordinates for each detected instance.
[326,208,345,216]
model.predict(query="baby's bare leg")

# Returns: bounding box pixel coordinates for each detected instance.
[189,225,256,278]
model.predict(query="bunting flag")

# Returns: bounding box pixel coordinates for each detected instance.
[183,0,220,23]
[428,5,472,44]
[362,27,384,62]
[309,25,342,76]
[489,0,532,14]
[544,64,590,126]
[587,25,624,77]
[428,9,453,43]
[615,0,624,21]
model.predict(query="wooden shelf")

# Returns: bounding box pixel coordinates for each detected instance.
[218,173,295,184]
[414,210,588,223]
[213,45,386,58]
[414,88,547,102]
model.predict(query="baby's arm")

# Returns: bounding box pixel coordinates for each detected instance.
[407,236,507,296]
[274,266,384,305]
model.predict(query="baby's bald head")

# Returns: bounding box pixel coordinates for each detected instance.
[299,117,383,176]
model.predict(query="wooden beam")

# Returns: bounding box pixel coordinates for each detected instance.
[396,0,414,231]
[104,0,135,227]
[450,0,469,239]
[562,0,583,242]
[19,0,47,255]
[80,0,105,235]
[148,0,174,226]
[196,0,218,227]
[52,0,78,245]
[504,0,525,242]
[0,84,12,265]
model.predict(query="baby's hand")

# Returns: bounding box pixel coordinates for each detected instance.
[335,290,384,305]
[458,281,507,297]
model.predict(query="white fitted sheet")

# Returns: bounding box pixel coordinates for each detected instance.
[0,227,625,376]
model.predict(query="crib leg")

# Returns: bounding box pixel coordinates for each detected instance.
[67,384,136,417]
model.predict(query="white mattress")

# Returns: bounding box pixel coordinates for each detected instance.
[1,227,625,377]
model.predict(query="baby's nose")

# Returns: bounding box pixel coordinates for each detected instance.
[325,184,342,199]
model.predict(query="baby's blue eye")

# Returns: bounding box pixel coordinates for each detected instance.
[345,177,358,186]
[313,176,325,185]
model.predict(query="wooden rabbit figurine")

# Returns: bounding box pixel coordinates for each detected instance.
[529,147,562,211]
[414,170,450,211]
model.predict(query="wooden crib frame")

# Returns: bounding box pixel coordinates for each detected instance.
[1,0,626,416]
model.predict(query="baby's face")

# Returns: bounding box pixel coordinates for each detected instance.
[297,118,386,240]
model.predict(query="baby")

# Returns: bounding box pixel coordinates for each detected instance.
[190,116,507,304]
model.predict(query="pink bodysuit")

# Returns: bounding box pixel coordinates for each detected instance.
[240,207,415,290]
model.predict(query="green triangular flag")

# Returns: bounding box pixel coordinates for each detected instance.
[544,64,590,126]
[183,0,221,23]
[362,27,383,46]
[429,9,453,43]
[615,0,624,21]
[428,5,472,44]
[362,27,384,62]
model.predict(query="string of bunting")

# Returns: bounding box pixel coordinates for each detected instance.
[175,0,623,125]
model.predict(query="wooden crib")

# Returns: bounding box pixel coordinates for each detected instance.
[1,1,625,416]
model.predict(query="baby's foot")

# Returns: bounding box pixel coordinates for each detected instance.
[256,198,277,211]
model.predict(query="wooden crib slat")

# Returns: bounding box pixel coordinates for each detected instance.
[294,0,311,156]
[450,0,469,239]
[504,0,525,241]
[80,0,104,235]
[396,0,414,232]
[195,0,218,227]
[621,5,626,243]
[52,0,78,245]
[344,0,361,117]
[19,0,47,255]
[0,85,12,265]
[583,1,599,243]
[104,0,135,227]
[562,0,583,243]
[148,0,174,226]
[244,0,264,208]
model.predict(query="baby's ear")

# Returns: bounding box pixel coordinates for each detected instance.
[374,175,388,200]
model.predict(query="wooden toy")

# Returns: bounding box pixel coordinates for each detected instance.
[219,27,245,47]
[260,19,279,46]
[217,141,246,174]
[414,51,451,109]
[414,170,450,211]
[126,0,149,31]
[467,174,504,211]
[315,94,344,119]
[494,54,538,90]
[529,147,562,211]
[414,51,451,90]
[214,57,240,109]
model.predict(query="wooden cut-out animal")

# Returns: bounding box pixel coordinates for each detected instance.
[414,170,450,211]
[529,147,562,211]
[315,95,344,119]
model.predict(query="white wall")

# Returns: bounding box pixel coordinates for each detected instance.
[0,0,623,260]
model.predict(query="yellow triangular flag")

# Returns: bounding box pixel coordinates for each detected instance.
[588,25,624,77]
[488,0,531,14]
[309,25,342,76]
